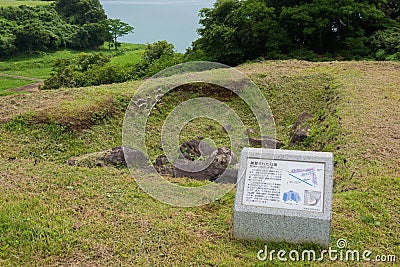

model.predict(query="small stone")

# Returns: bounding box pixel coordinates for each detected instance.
[105,146,149,168]
[290,112,313,135]
[154,155,174,176]
[66,159,77,166]
[96,162,106,167]
[245,136,284,149]
[245,128,257,135]
[222,123,233,132]
[73,222,83,230]
[289,128,310,147]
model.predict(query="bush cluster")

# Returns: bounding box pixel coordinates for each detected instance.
[42,41,181,90]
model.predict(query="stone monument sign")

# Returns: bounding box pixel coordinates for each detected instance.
[233,148,334,247]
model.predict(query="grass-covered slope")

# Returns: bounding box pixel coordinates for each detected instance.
[0,60,399,266]
[0,43,145,94]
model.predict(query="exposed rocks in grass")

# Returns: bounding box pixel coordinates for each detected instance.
[245,128,257,135]
[245,136,284,149]
[107,146,149,168]
[206,125,215,131]
[290,112,313,135]
[66,146,148,168]
[67,141,239,183]
[154,155,174,175]
[174,146,237,182]
[289,128,310,146]
[222,123,233,132]
[288,112,313,147]
[179,139,215,160]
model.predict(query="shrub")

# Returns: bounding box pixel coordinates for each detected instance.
[134,40,178,78]
[41,52,134,90]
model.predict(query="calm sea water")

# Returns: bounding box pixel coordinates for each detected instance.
[100,0,215,52]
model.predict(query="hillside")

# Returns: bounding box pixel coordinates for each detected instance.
[0,60,399,266]
[0,44,145,95]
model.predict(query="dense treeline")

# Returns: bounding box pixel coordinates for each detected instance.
[192,0,400,65]
[0,0,109,56]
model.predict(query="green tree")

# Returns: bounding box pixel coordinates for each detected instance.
[76,52,110,72]
[135,40,175,77]
[194,0,285,65]
[0,5,108,55]
[142,40,174,63]
[106,18,134,50]
[54,0,107,25]
[54,0,109,49]
[192,0,400,63]
[0,18,17,56]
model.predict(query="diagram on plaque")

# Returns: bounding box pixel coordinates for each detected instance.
[242,158,325,212]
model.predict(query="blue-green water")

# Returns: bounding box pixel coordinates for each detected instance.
[101,0,215,52]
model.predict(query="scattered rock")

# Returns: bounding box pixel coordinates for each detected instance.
[216,168,238,184]
[154,155,174,175]
[288,112,313,147]
[222,123,233,132]
[289,128,310,147]
[96,162,106,167]
[174,147,237,182]
[113,147,149,168]
[179,139,215,160]
[206,125,215,131]
[245,136,284,149]
[66,159,78,166]
[290,112,313,135]
[210,146,238,167]
[104,147,127,166]
[155,155,169,166]
[66,146,148,168]
[245,128,258,135]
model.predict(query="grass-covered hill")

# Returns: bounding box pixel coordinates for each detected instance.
[0,60,399,266]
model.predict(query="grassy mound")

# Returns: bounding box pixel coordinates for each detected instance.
[0,60,399,266]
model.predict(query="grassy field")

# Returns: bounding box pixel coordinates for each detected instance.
[0,76,34,96]
[0,43,146,93]
[0,0,51,7]
[0,60,399,266]
[0,44,145,79]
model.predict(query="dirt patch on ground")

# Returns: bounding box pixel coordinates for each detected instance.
[0,89,77,123]
[10,81,43,92]
[0,73,42,82]
[0,73,44,93]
